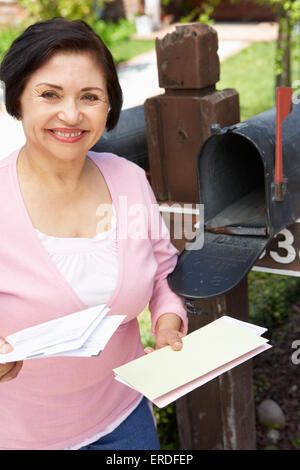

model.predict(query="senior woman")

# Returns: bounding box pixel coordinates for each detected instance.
[0,17,187,450]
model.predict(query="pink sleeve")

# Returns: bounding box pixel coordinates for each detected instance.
[140,171,188,338]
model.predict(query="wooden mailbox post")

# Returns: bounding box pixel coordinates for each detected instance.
[144,23,256,450]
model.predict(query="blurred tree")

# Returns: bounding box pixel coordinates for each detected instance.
[19,0,112,22]
[165,0,300,88]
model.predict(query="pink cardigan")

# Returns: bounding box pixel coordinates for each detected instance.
[0,148,188,450]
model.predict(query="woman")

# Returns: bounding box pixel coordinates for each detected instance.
[0,17,187,450]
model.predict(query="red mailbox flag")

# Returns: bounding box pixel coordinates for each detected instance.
[275,87,293,200]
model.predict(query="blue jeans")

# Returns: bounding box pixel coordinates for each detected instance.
[79,397,161,450]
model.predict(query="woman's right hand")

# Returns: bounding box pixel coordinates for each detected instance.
[0,337,23,383]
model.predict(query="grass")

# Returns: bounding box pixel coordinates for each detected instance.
[110,38,155,65]
[0,26,21,63]
[138,306,155,349]
[217,39,300,121]
[217,42,277,121]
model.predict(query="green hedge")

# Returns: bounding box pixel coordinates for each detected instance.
[0,19,135,62]
[0,20,154,68]
[0,27,21,63]
[248,271,300,332]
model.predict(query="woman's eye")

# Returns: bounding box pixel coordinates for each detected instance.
[41,91,59,99]
[82,94,99,102]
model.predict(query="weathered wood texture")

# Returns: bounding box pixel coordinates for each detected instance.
[145,23,256,450]
[144,24,240,203]
[175,279,256,450]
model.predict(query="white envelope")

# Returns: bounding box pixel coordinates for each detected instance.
[0,305,125,363]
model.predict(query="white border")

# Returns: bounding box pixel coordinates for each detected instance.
[252,266,300,277]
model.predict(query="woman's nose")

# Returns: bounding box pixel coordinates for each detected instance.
[57,98,82,124]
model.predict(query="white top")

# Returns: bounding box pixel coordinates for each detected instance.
[35,206,142,449]
[35,207,118,307]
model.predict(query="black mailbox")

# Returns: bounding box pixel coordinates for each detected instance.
[168,90,300,299]
[91,105,149,171]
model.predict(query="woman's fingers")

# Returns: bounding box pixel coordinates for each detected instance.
[156,329,184,351]
[144,330,185,355]
[167,331,184,351]
[0,361,23,383]
[0,337,23,383]
[0,337,13,354]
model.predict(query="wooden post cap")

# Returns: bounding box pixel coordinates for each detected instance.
[156,23,220,90]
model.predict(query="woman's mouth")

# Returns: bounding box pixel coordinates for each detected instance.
[47,128,88,143]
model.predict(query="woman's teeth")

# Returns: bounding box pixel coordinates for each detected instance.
[51,130,84,137]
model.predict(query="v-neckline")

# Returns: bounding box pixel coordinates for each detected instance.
[10,147,124,311]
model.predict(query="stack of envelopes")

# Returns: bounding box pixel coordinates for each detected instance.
[0,305,125,363]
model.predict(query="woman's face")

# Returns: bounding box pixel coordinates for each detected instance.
[18,51,110,163]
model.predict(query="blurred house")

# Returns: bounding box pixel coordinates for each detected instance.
[165,0,276,22]
[0,0,27,25]
[103,0,162,32]
[0,0,143,26]
[0,0,277,26]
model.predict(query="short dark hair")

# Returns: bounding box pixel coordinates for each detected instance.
[0,17,123,131]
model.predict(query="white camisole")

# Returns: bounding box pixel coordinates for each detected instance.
[35,205,143,449]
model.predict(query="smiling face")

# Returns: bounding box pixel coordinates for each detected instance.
[18,51,110,163]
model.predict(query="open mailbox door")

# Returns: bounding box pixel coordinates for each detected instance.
[168,89,300,299]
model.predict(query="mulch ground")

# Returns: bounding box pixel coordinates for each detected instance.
[252,305,300,450]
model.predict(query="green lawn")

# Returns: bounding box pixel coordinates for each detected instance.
[111,38,155,65]
[217,40,299,121]
[115,39,298,120]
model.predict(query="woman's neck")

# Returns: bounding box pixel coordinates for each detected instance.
[17,145,90,195]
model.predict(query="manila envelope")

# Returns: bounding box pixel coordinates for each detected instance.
[113,316,271,408]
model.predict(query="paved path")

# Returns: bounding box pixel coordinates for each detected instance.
[0,22,277,159]
[118,38,249,109]
[118,21,277,109]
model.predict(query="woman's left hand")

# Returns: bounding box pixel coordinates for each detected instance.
[144,328,184,354]
[144,313,185,354]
